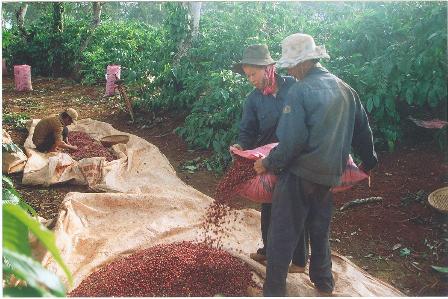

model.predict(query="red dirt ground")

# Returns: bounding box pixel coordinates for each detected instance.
[2,76,447,296]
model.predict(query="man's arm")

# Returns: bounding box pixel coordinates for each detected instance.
[54,139,78,151]
[53,126,77,151]
[351,89,377,171]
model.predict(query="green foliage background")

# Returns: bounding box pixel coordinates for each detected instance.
[2,2,447,171]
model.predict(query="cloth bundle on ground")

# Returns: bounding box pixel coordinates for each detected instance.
[2,129,28,174]
[230,143,368,203]
[29,119,402,296]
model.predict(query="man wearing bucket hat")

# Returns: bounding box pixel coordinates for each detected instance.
[232,44,309,274]
[32,108,79,152]
[254,33,377,296]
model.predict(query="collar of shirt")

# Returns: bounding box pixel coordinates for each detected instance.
[306,66,329,77]
[254,74,287,98]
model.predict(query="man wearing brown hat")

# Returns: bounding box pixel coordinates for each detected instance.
[232,44,310,274]
[254,33,377,296]
[32,108,79,152]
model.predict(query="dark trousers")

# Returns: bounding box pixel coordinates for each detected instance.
[263,172,334,296]
[260,203,309,267]
[36,127,68,152]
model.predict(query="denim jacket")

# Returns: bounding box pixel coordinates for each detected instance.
[263,66,377,186]
[237,75,296,150]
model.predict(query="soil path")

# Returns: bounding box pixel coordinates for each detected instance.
[2,76,447,296]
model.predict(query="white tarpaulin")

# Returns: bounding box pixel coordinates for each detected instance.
[28,119,403,296]
[2,129,27,174]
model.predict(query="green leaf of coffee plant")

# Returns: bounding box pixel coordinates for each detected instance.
[2,179,37,216]
[3,204,32,257]
[366,98,374,113]
[3,248,66,297]
[2,204,73,285]
[3,286,46,297]
[2,188,21,206]
[373,95,381,108]
[385,98,395,112]
[2,175,14,190]
[431,265,448,273]
[399,247,411,257]
[405,88,414,105]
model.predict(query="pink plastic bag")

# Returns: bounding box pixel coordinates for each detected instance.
[231,143,369,203]
[105,65,121,96]
[230,143,278,203]
[14,65,32,91]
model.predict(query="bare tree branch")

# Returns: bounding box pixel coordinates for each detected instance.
[72,2,104,80]
[92,2,103,26]
[15,4,28,38]
[173,2,201,66]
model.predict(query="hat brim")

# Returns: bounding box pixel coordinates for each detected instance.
[232,63,245,75]
[276,47,330,69]
[232,60,276,75]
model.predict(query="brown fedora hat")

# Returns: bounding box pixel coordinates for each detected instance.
[232,44,276,75]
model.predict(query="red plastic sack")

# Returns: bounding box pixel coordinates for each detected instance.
[331,155,369,193]
[14,65,32,91]
[231,143,369,203]
[230,143,278,203]
[105,65,121,96]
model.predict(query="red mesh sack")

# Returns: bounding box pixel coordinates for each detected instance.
[218,143,369,203]
[229,143,278,203]
[331,155,369,193]
[215,143,277,203]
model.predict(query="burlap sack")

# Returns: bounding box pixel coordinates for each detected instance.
[23,119,177,193]
[2,129,27,174]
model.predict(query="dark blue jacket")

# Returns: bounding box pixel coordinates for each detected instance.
[263,66,377,186]
[237,75,296,150]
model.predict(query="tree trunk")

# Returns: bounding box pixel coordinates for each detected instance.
[15,4,28,39]
[173,2,201,66]
[80,2,103,53]
[190,2,201,38]
[72,2,104,81]
[52,2,64,77]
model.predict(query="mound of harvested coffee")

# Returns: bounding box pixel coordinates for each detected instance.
[68,241,255,297]
[65,131,116,161]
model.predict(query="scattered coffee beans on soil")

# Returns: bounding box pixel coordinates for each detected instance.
[68,241,255,297]
[64,131,116,161]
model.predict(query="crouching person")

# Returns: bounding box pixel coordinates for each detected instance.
[32,108,79,152]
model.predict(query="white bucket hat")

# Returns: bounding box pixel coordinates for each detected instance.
[276,33,330,69]
[65,108,78,124]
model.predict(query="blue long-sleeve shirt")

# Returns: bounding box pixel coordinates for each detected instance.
[237,75,296,150]
[263,66,377,186]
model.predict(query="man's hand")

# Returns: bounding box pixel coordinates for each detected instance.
[254,158,267,175]
[231,144,243,150]
[56,140,78,151]
[230,144,243,162]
